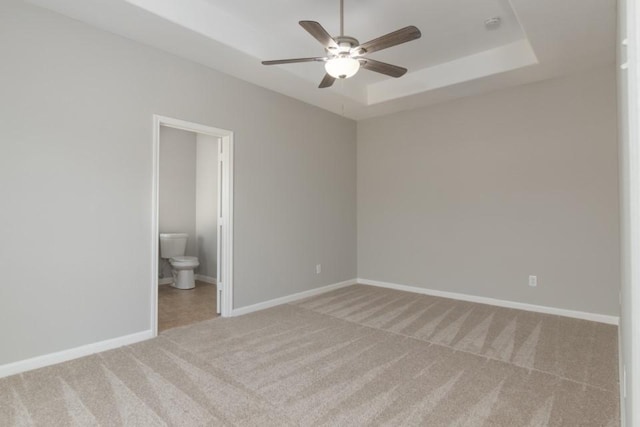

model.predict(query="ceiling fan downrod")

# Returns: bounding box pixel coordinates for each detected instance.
[340,0,344,37]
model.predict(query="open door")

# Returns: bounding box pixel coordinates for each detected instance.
[151,115,234,336]
[216,137,223,315]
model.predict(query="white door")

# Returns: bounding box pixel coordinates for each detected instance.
[216,138,223,315]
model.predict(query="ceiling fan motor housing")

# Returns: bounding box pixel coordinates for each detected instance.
[329,36,360,56]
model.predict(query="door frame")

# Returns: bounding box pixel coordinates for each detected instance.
[620,0,640,424]
[150,115,234,336]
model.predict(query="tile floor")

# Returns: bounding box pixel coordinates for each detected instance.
[158,280,218,332]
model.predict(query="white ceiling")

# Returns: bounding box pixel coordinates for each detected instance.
[27,0,616,120]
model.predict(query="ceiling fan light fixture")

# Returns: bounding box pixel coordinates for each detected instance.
[324,56,360,79]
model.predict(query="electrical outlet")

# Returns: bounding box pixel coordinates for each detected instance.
[316,264,321,274]
[528,275,537,287]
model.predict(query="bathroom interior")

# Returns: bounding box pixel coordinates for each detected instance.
[158,125,219,332]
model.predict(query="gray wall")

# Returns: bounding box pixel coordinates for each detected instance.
[357,67,620,316]
[0,1,357,365]
[195,134,218,279]
[158,126,198,278]
[159,126,198,274]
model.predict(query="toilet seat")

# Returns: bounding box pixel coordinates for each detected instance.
[169,256,199,268]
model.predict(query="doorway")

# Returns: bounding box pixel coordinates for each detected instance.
[150,115,234,336]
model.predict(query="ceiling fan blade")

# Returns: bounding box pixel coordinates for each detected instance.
[262,57,327,65]
[356,26,421,55]
[319,74,336,88]
[360,59,407,78]
[299,21,339,49]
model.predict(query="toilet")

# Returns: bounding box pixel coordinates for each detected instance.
[159,233,200,290]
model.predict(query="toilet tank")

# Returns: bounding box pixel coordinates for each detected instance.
[159,233,188,259]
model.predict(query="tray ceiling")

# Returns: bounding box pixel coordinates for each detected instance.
[27,0,616,119]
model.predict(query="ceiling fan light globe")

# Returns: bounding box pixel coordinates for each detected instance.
[325,57,360,79]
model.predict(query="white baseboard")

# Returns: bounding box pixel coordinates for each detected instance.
[0,330,153,379]
[232,278,358,317]
[358,278,619,325]
[195,274,217,284]
[160,275,215,285]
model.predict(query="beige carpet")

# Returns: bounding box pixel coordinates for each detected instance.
[0,285,619,426]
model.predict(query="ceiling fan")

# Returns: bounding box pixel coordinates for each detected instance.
[261,0,421,88]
